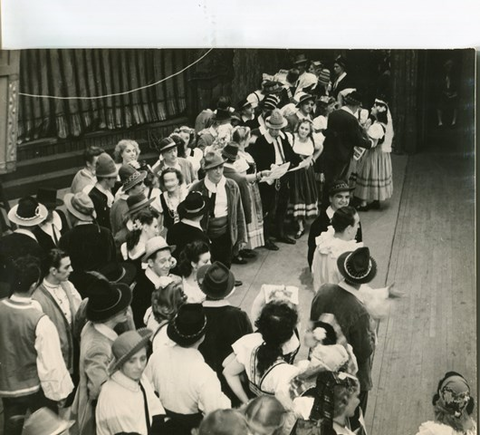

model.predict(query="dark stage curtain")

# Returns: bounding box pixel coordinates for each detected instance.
[17,49,188,142]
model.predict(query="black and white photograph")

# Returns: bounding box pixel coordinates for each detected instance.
[0,3,477,435]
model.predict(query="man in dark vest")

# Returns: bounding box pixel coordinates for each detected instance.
[0,256,73,435]
[310,246,377,426]
[249,108,301,250]
[33,249,82,391]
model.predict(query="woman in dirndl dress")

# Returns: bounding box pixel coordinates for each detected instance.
[354,98,394,211]
[222,301,301,405]
[232,126,267,250]
[286,119,321,239]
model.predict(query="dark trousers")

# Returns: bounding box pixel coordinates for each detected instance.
[209,231,233,268]
[2,390,57,435]
[260,176,291,241]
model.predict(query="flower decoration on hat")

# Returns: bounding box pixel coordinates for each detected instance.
[312,327,327,342]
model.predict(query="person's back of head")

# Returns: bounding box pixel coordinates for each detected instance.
[331,206,357,234]
[83,146,104,166]
[11,255,41,296]
[243,396,286,435]
[198,409,248,435]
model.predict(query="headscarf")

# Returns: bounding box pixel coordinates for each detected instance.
[433,372,475,432]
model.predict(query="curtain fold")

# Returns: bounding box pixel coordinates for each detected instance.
[17,49,188,142]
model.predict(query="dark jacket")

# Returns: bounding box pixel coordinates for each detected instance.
[322,108,371,166]
[0,232,44,298]
[189,178,247,247]
[130,269,156,328]
[310,284,376,391]
[166,222,210,260]
[89,186,111,230]
[223,166,252,225]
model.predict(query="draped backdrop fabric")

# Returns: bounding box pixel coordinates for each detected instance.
[17,49,189,142]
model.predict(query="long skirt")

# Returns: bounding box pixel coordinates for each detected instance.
[355,147,393,202]
[247,182,265,249]
[288,166,319,219]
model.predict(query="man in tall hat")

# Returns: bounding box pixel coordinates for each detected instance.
[249,109,301,250]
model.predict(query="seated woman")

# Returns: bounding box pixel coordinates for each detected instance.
[154,167,188,231]
[121,208,161,274]
[222,301,301,405]
[177,241,212,303]
[96,329,165,435]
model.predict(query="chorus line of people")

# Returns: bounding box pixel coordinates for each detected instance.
[0,52,472,435]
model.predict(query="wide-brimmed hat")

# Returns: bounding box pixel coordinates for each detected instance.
[198,262,235,300]
[295,92,316,107]
[343,91,362,106]
[86,277,133,322]
[98,262,137,287]
[167,303,207,347]
[8,196,48,227]
[177,191,207,219]
[222,142,240,161]
[328,180,355,195]
[157,137,177,154]
[203,151,226,171]
[293,53,309,65]
[142,236,174,262]
[64,192,97,222]
[119,164,146,192]
[260,94,280,111]
[262,80,283,94]
[213,108,232,122]
[36,187,64,209]
[337,247,377,285]
[109,328,152,375]
[96,152,118,178]
[265,109,288,130]
[22,407,74,435]
[127,193,155,217]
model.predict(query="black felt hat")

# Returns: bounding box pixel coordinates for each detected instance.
[167,303,207,347]
[337,247,377,285]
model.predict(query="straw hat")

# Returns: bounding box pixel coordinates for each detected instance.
[8,196,48,227]
[142,236,174,262]
[265,109,288,130]
[22,407,74,435]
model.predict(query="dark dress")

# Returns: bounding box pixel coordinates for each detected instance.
[199,304,253,406]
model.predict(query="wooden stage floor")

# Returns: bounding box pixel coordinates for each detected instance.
[230,148,476,434]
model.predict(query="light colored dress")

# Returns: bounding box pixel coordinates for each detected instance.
[416,420,477,435]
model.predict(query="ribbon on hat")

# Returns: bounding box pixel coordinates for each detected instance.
[16,206,42,221]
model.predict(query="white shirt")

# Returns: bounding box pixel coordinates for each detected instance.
[263,130,287,166]
[231,333,300,396]
[96,371,165,435]
[204,176,228,218]
[183,278,206,304]
[1,295,74,401]
[144,269,174,290]
[145,345,230,414]
[41,278,82,325]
